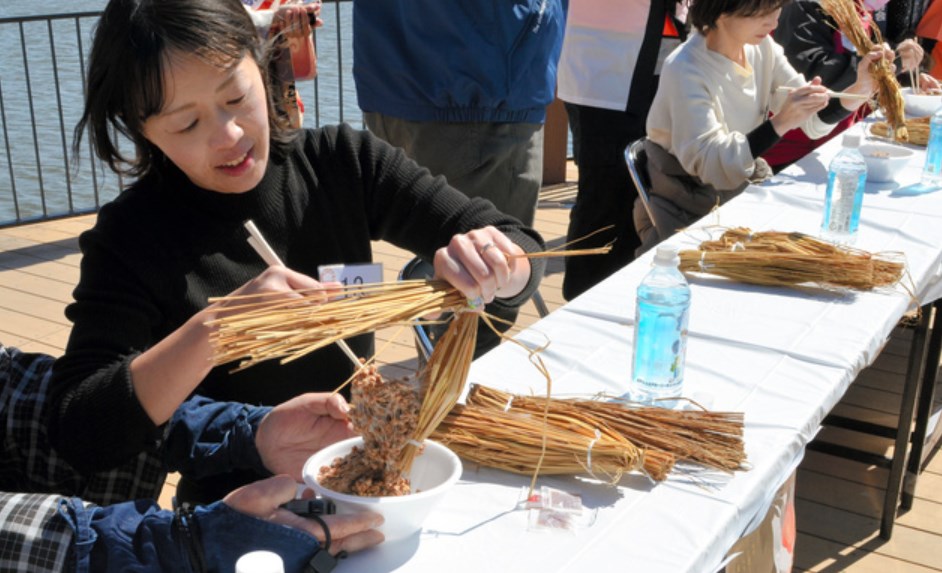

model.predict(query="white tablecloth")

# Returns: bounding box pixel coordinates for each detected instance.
[345,128,942,572]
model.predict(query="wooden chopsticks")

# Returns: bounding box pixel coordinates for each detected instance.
[775,86,872,101]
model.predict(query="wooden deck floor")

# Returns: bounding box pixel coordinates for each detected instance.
[1,166,939,571]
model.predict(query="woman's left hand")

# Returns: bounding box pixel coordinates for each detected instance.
[273,2,322,38]
[255,392,356,481]
[433,226,531,305]
[919,72,942,94]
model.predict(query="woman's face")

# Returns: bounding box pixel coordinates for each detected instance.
[716,8,782,47]
[142,52,270,194]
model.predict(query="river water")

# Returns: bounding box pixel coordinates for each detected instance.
[0,0,357,223]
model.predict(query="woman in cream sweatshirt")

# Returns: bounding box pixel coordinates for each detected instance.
[635,0,886,251]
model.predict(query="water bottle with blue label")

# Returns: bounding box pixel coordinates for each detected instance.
[821,133,867,244]
[922,105,942,187]
[630,245,691,404]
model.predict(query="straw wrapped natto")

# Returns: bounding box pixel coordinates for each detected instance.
[466,385,746,472]
[819,0,907,141]
[319,362,419,496]
[319,310,479,495]
[679,228,904,290]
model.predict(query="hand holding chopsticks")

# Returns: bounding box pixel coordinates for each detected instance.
[243,219,363,369]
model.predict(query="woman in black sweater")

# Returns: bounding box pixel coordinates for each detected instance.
[50,0,545,503]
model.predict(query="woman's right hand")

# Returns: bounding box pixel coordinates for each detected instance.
[770,78,829,135]
[212,265,341,318]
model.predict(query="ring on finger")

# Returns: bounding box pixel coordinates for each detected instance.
[478,242,496,257]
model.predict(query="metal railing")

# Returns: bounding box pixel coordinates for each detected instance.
[0,2,356,228]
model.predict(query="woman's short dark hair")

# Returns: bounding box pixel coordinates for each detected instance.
[689,0,791,33]
[73,0,294,180]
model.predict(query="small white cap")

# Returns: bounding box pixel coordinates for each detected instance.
[842,133,861,148]
[236,551,285,573]
[653,244,680,265]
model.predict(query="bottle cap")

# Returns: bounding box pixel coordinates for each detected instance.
[653,244,680,266]
[842,133,861,148]
[236,550,285,573]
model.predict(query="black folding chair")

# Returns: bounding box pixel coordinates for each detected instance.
[398,256,550,363]
[625,138,661,237]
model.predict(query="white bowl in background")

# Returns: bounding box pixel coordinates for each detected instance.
[901,87,942,118]
[859,142,915,183]
[302,437,462,543]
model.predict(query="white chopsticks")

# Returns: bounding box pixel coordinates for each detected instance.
[243,219,363,369]
[775,86,872,101]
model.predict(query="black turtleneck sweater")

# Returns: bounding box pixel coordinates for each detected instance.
[48,124,545,499]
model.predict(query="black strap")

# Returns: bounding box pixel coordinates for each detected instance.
[173,502,206,573]
[304,514,348,573]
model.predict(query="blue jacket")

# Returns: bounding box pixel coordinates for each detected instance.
[58,397,324,572]
[353,0,567,124]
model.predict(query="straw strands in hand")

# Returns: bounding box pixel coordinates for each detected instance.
[207,241,614,371]
[207,279,466,370]
[399,310,479,472]
[465,385,746,473]
[679,227,905,290]
[820,0,907,141]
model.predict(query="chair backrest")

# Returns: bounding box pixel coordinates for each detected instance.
[397,256,550,363]
[625,138,659,235]
[397,257,436,362]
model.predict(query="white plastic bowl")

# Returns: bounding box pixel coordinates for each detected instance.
[859,142,915,183]
[302,437,461,543]
[901,87,942,118]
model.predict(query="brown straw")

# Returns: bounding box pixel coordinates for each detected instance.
[820,0,907,141]
[679,227,905,290]
[464,385,746,473]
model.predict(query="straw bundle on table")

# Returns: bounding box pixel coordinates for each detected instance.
[432,402,675,482]
[678,228,904,290]
[820,0,907,141]
[871,116,931,146]
[466,385,746,472]
[207,279,466,370]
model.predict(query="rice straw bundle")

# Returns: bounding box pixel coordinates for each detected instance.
[207,240,615,371]
[679,228,904,289]
[820,0,907,141]
[871,116,931,146]
[207,279,467,370]
[466,385,746,472]
[432,403,675,482]
[398,310,478,472]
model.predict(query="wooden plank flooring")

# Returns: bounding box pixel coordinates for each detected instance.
[1,165,940,571]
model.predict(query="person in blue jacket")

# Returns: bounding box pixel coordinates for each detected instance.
[352,0,566,355]
[0,344,382,573]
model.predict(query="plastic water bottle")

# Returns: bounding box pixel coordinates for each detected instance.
[235,550,284,573]
[922,106,942,187]
[821,133,867,244]
[630,244,691,404]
